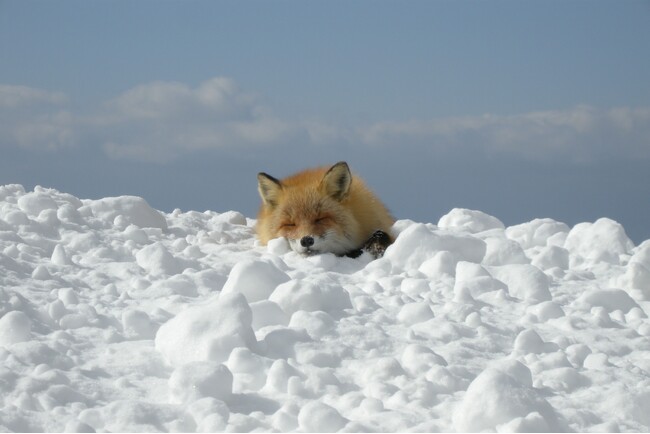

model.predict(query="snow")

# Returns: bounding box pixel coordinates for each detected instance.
[1,184,650,432]
[155,292,257,366]
[168,361,233,404]
[0,311,32,346]
[221,259,290,303]
[452,360,566,432]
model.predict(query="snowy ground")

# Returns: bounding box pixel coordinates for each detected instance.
[1,184,649,432]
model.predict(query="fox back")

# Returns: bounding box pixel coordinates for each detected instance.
[256,162,394,256]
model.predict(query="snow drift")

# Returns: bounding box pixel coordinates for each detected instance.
[0,184,649,432]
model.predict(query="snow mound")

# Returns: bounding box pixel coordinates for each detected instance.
[531,245,570,270]
[155,292,257,366]
[221,259,290,303]
[169,361,233,404]
[575,288,640,313]
[438,208,505,233]
[384,222,486,270]
[564,217,634,265]
[489,264,552,302]
[136,242,185,276]
[453,360,566,432]
[17,190,59,216]
[269,279,352,315]
[1,185,649,432]
[0,311,32,346]
[482,236,529,266]
[85,195,168,229]
[506,218,570,249]
[298,401,349,432]
[631,240,650,267]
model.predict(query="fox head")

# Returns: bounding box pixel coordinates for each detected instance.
[256,161,361,255]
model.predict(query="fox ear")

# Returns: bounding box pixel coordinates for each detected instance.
[257,172,283,207]
[321,161,352,201]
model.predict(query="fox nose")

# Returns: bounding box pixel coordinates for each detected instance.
[300,236,314,248]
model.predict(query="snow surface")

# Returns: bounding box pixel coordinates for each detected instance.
[1,185,650,432]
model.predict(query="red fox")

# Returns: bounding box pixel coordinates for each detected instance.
[256,161,394,258]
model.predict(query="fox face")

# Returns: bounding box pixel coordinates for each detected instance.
[256,161,395,258]
[256,162,361,256]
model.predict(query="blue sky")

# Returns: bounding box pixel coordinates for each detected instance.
[1,0,650,242]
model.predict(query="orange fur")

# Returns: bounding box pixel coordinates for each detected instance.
[256,162,394,256]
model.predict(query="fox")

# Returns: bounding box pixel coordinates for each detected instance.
[256,161,394,258]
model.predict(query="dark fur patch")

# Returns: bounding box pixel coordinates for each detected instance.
[344,248,364,259]
[344,230,392,259]
[363,230,392,258]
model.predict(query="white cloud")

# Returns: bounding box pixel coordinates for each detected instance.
[356,105,650,162]
[0,84,68,108]
[1,79,649,163]
[96,77,296,162]
[105,77,256,121]
[0,85,74,150]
